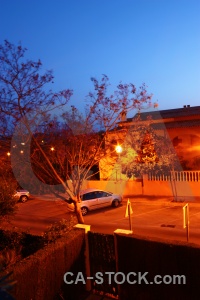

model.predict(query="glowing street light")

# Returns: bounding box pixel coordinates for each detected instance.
[115,145,123,181]
[115,145,123,154]
[7,152,11,156]
[50,147,55,151]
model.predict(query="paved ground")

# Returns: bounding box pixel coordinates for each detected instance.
[1,193,200,236]
[0,194,73,235]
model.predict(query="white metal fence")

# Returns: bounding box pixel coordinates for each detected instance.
[148,171,200,182]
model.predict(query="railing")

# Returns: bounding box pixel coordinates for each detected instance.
[148,171,200,182]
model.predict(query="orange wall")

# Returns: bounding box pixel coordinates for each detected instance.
[82,179,200,199]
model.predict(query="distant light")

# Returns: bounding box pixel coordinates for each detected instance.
[154,103,159,108]
[20,150,24,154]
[21,142,25,145]
[50,147,55,151]
[115,145,123,153]
[7,152,11,156]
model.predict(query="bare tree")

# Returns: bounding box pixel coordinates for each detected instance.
[0,40,154,223]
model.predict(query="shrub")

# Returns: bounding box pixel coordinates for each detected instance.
[0,229,45,270]
[42,216,77,243]
[0,180,18,219]
[0,253,17,300]
[0,214,77,266]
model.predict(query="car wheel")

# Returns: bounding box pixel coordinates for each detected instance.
[81,207,88,216]
[112,200,119,207]
[20,195,28,203]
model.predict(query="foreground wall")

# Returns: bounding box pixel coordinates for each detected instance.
[5,225,200,300]
[116,233,200,300]
[84,228,200,300]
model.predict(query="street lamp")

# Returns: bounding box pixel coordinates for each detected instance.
[115,145,123,180]
[115,145,123,154]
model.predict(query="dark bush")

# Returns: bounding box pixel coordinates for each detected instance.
[0,215,77,264]
[0,180,18,218]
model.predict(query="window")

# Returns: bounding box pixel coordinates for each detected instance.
[82,192,97,201]
[96,191,111,198]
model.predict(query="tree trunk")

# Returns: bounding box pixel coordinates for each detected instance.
[74,201,84,224]
[51,191,84,223]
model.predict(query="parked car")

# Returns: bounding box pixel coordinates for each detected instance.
[77,188,123,216]
[14,190,30,203]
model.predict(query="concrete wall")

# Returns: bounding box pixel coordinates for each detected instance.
[81,179,143,196]
[81,178,200,199]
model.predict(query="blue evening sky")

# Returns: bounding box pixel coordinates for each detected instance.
[0,0,200,115]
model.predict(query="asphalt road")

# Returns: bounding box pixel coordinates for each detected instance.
[1,195,200,246]
[84,197,200,246]
[0,195,72,235]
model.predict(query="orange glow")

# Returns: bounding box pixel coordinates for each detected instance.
[115,145,123,154]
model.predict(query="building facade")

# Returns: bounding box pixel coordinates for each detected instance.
[100,105,200,180]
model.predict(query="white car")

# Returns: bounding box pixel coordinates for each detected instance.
[79,188,122,216]
[14,190,30,203]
